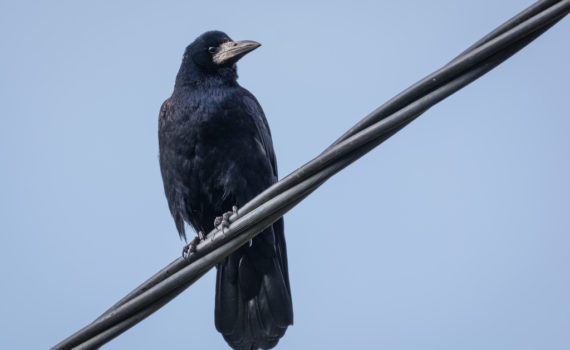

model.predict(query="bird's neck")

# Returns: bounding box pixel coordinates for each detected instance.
[175,64,238,89]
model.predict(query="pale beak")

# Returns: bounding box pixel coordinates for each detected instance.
[212,40,261,65]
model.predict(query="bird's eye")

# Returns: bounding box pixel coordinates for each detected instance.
[208,47,217,54]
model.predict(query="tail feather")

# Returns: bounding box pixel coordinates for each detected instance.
[215,220,292,350]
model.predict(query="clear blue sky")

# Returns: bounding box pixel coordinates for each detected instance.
[1,1,569,349]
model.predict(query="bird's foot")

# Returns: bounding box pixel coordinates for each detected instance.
[212,206,238,241]
[182,231,205,259]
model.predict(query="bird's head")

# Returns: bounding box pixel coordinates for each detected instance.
[177,31,261,85]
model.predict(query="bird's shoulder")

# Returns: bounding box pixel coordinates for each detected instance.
[228,87,264,117]
[158,96,185,141]
[158,97,171,125]
[224,87,271,133]
[230,87,278,177]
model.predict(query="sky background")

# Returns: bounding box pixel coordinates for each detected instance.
[1,0,569,349]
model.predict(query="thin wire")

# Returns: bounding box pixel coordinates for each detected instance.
[52,1,570,348]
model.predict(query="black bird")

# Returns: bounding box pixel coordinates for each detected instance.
[158,31,293,350]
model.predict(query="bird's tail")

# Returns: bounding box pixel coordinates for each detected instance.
[215,220,293,350]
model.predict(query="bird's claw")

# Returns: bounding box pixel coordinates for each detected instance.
[182,231,205,259]
[218,212,231,235]
[212,206,238,241]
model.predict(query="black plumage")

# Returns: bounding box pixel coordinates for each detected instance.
[158,31,293,350]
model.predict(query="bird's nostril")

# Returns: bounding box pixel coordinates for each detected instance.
[232,42,238,47]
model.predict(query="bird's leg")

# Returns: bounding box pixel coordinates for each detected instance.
[212,206,239,241]
[182,231,205,259]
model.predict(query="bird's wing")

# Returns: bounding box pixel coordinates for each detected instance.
[241,90,278,179]
[158,97,187,239]
[240,89,292,296]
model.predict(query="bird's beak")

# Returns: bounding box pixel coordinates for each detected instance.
[213,40,261,65]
